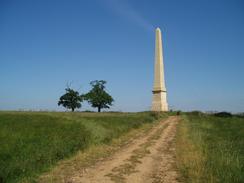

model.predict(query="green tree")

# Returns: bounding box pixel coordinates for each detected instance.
[58,87,83,112]
[85,80,114,112]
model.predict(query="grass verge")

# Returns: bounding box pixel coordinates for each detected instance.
[176,113,244,183]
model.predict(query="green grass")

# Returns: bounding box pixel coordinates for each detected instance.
[176,113,244,183]
[0,111,163,183]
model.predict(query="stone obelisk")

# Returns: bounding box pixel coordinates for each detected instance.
[151,27,168,111]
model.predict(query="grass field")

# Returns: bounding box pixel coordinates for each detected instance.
[2,111,243,183]
[0,111,162,183]
[176,112,244,183]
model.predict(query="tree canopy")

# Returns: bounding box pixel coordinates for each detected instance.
[58,87,83,112]
[85,80,114,112]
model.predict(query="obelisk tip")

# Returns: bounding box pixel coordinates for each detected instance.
[156,27,161,32]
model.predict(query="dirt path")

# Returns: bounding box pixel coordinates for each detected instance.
[71,116,180,183]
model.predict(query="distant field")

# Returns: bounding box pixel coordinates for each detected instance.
[0,111,162,183]
[176,112,244,183]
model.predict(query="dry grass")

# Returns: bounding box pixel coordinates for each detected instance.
[175,116,207,183]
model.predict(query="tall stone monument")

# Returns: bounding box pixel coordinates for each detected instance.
[151,28,169,111]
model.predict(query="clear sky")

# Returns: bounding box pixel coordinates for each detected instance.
[0,0,244,112]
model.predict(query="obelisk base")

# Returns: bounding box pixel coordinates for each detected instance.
[151,90,168,111]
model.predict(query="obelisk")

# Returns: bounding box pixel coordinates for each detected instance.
[151,27,168,111]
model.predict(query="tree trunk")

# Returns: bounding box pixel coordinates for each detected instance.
[98,107,101,112]
[71,108,74,112]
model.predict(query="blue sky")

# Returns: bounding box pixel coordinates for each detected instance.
[0,0,244,112]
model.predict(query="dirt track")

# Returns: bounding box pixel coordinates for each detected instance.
[70,116,180,183]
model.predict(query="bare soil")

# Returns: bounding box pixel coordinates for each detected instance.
[70,116,180,183]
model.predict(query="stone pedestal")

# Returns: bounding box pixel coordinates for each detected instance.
[151,90,168,111]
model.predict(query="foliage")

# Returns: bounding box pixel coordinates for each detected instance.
[176,111,181,115]
[0,111,161,183]
[214,111,232,117]
[84,80,114,112]
[58,87,83,111]
[187,110,204,116]
[176,113,244,183]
